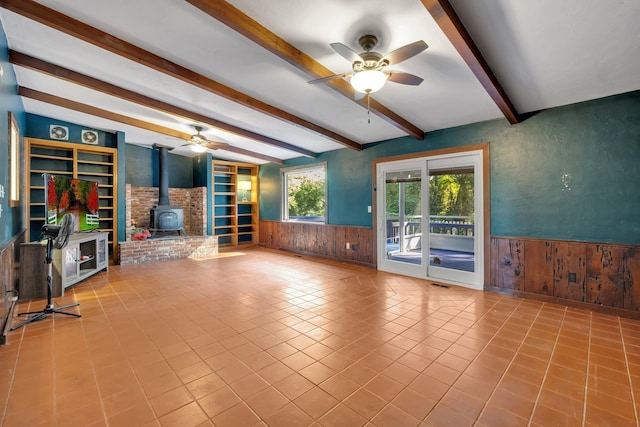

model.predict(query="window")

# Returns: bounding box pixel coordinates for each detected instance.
[282,163,326,223]
[8,112,20,207]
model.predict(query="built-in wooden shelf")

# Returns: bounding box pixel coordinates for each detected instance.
[212,160,259,247]
[25,138,118,257]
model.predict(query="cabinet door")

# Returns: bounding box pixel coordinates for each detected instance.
[63,245,79,283]
[97,236,107,266]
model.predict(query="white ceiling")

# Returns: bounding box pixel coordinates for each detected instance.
[1,0,638,164]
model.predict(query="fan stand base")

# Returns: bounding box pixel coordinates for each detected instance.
[10,303,81,331]
[10,234,81,332]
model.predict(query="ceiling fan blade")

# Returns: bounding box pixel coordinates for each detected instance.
[382,40,428,66]
[330,42,363,63]
[308,73,350,85]
[387,71,424,86]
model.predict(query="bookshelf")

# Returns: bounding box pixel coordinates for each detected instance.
[212,160,258,247]
[25,138,118,257]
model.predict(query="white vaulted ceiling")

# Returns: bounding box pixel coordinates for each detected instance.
[0,0,638,164]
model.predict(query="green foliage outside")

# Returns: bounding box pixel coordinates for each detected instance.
[429,174,474,217]
[385,181,421,216]
[288,175,325,217]
[385,173,474,218]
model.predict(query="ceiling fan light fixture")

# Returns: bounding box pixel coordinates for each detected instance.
[190,143,207,153]
[188,125,208,152]
[350,70,388,93]
[190,134,207,145]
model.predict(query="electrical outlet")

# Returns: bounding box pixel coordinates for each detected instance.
[568,272,577,283]
[367,206,372,213]
[346,242,350,250]
[351,244,357,251]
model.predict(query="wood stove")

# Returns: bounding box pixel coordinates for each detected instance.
[150,145,186,236]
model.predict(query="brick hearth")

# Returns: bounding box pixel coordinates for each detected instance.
[118,236,218,266]
[119,184,217,265]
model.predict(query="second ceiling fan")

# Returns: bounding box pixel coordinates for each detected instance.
[184,125,229,153]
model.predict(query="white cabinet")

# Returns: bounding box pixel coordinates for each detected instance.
[19,232,109,299]
[57,232,109,294]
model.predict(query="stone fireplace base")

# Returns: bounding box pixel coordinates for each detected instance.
[119,184,217,265]
[118,236,218,266]
[125,184,207,238]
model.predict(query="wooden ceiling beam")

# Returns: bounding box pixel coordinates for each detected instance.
[19,87,284,164]
[421,0,520,124]
[185,0,426,140]
[0,0,361,151]
[9,50,316,158]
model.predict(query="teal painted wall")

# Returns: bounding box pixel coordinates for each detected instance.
[116,131,126,242]
[23,115,196,242]
[193,153,212,235]
[260,150,377,226]
[260,91,640,245]
[0,21,26,248]
[25,113,117,148]
[125,144,193,188]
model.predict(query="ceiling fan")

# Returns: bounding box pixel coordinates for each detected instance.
[309,34,428,94]
[184,125,228,153]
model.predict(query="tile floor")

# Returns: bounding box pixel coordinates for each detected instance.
[1,247,639,426]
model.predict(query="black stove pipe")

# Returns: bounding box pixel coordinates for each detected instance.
[154,144,170,206]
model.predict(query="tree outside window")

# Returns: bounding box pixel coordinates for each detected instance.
[283,164,326,223]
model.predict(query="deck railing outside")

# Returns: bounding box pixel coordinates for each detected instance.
[387,215,474,241]
[429,215,474,236]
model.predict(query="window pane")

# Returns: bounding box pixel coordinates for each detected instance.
[9,112,20,207]
[284,165,326,223]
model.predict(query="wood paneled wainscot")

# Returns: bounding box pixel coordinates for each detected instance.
[490,236,640,317]
[259,220,374,267]
[0,232,24,345]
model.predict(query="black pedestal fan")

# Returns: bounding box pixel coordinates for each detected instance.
[11,213,81,331]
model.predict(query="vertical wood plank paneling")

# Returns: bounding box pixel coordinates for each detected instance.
[258,220,373,266]
[0,244,14,333]
[1,232,24,344]
[289,223,300,250]
[490,237,499,287]
[524,240,553,295]
[334,227,347,261]
[327,226,338,259]
[258,221,268,246]
[357,227,374,264]
[493,238,524,290]
[347,227,374,264]
[586,244,625,308]
[553,242,587,301]
[624,247,640,310]
[272,221,282,249]
[317,226,330,256]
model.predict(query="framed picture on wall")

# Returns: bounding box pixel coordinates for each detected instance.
[8,112,20,207]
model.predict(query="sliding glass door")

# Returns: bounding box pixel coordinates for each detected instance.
[426,155,482,287]
[376,151,484,289]
[377,161,426,277]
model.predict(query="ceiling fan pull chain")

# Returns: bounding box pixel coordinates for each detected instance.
[367,91,371,124]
